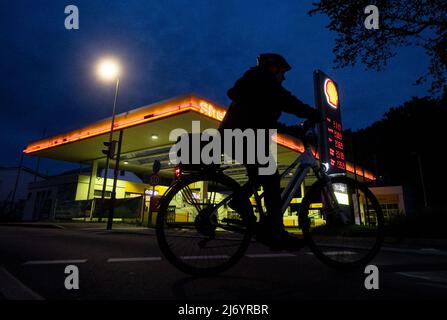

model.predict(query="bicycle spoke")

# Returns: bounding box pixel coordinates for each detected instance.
[181,186,202,212]
[301,176,384,269]
[156,174,252,275]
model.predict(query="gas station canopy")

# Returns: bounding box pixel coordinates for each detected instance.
[24,94,375,182]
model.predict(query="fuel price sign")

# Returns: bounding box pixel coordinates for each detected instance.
[313,70,346,175]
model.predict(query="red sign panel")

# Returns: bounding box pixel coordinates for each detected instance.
[314,70,346,175]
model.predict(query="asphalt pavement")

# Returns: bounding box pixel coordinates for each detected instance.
[1,223,447,302]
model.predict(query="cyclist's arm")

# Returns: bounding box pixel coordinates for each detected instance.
[272,84,322,122]
[276,122,304,138]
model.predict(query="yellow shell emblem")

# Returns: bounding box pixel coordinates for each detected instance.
[324,79,338,108]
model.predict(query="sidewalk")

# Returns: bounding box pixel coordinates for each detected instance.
[384,237,447,250]
[0,221,144,231]
[0,222,65,229]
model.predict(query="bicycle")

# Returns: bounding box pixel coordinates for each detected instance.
[156,121,384,275]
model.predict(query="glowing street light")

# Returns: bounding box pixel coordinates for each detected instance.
[97,58,120,81]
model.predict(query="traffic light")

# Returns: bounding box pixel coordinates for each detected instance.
[174,165,181,179]
[102,140,117,159]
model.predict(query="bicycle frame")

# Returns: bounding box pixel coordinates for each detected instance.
[221,144,334,218]
[278,146,319,215]
[169,127,341,223]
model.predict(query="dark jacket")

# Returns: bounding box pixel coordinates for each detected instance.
[219,66,321,133]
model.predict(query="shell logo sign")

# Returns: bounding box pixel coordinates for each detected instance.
[324,78,339,109]
[199,101,226,121]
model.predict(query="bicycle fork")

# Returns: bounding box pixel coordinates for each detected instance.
[315,168,349,225]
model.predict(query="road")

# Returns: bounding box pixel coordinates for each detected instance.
[1,224,447,301]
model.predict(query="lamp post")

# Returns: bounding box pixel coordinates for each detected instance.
[96,58,121,228]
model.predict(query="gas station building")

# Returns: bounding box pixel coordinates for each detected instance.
[22,94,403,224]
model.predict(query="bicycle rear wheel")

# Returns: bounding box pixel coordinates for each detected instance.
[299,176,384,270]
[156,172,254,276]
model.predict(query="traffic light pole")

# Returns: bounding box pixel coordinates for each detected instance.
[99,77,120,223]
[107,129,123,230]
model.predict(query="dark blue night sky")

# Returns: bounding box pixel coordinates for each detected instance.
[1,0,430,174]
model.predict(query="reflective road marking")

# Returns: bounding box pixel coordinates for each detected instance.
[246,253,296,258]
[107,257,162,263]
[181,255,229,260]
[23,259,88,265]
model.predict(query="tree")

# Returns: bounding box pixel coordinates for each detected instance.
[343,95,447,213]
[309,0,447,94]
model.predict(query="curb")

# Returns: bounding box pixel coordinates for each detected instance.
[384,237,447,250]
[0,223,65,229]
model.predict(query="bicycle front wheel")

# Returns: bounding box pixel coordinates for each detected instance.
[156,172,254,276]
[299,176,384,270]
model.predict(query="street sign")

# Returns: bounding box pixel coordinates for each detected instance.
[313,70,346,175]
[149,174,160,186]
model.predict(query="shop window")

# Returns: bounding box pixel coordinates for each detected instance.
[94,190,111,198]
[125,192,141,198]
[380,203,400,222]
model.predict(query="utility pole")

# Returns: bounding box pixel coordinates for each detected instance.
[416,153,428,208]
[11,151,25,204]
[34,128,46,182]
[351,134,362,225]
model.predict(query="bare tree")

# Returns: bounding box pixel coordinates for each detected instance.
[309,0,447,94]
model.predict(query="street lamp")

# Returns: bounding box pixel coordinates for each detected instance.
[97,58,121,81]
[97,57,121,230]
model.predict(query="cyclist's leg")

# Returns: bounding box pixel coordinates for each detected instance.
[225,135,254,219]
[246,164,282,233]
[227,187,253,219]
[246,164,306,250]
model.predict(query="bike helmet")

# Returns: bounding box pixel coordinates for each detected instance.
[257,53,292,71]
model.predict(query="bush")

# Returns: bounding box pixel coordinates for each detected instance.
[385,208,447,239]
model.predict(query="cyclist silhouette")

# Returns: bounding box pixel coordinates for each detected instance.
[219,53,323,250]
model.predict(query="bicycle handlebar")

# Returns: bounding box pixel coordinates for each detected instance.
[301,120,316,133]
[300,120,318,150]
